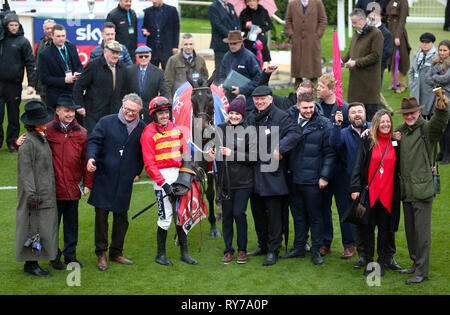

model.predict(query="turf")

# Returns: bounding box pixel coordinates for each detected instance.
[0,21,449,295]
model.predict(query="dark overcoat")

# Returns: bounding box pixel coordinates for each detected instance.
[342,25,384,105]
[246,104,301,196]
[208,0,241,53]
[285,0,327,79]
[386,0,411,76]
[73,56,127,133]
[142,3,180,61]
[86,114,145,213]
[38,41,82,109]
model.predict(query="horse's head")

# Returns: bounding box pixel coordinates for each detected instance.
[188,72,215,129]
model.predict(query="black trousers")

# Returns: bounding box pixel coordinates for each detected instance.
[250,193,283,254]
[362,199,396,262]
[365,104,379,123]
[94,208,129,258]
[57,200,79,260]
[0,81,22,148]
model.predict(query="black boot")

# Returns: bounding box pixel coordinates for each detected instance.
[176,225,197,265]
[155,227,173,266]
[24,261,51,277]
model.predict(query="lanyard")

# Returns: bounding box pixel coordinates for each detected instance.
[58,44,69,70]
[127,11,132,26]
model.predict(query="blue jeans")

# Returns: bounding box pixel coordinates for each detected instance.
[222,188,251,254]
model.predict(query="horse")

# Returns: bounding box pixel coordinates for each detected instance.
[185,73,222,238]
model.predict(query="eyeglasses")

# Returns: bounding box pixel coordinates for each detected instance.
[137,55,150,59]
[123,106,140,114]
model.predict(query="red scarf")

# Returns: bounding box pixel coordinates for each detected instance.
[368,132,396,213]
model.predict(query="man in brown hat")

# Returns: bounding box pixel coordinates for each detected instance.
[217,30,261,113]
[395,94,448,284]
[74,40,127,133]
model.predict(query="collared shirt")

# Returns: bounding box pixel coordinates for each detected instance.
[182,51,193,63]
[298,114,309,127]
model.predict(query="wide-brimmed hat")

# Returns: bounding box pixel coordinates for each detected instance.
[223,30,245,43]
[21,100,54,126]
[56,94,80,110]
[104,40,122,52]
[396,96,425,114]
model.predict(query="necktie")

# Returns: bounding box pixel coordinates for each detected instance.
[110,65,116,90]
[223,1,229,14]
[140,69,145,85]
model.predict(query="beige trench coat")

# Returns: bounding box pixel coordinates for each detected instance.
[285,0,327,79]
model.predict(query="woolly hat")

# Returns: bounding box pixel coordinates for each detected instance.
[228,95,246,117]
[4,13,19,25]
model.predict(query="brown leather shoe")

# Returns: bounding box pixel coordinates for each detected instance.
[221,253,233,264]
[341,246,355,259]
[319,246,331,256]
[237,251,247,264]
[97,252,108,271]
[110,255,134,265]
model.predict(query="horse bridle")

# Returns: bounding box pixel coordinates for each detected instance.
[192,86,214,125]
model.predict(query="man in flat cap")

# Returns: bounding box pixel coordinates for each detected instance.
[246,85,301,266]
[395,95,448,284]
[74,40,127,133]
[217,30,262,113]
[124,45,168,124]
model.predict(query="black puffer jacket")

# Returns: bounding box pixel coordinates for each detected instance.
[215,121,256,190]
[0,25,35,85]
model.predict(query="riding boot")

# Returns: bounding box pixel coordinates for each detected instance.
[155,227,173,266]
[176,225,198,265]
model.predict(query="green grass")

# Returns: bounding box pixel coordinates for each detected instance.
[0,22,449,295]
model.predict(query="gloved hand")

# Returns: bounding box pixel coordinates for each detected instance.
[27,196,42,209]
[162,183,175,198]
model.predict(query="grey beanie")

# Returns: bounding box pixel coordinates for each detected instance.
[4,13,20,25]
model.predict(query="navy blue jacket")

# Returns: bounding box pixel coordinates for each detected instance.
[246,104,301,196]
[208,0,240,52]
[142,4,180,59]
[38,41,83,109]
[86,114,146,213]
[287,105,336,186]
[89,42,133,65]
[329,122,370,176]
[218,47,262,109]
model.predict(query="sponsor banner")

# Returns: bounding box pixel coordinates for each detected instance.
[176,180,208,235]
[33,17,147,65]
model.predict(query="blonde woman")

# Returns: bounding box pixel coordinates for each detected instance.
[350,109,402,277]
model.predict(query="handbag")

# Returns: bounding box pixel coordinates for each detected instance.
[342,140,390,225]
